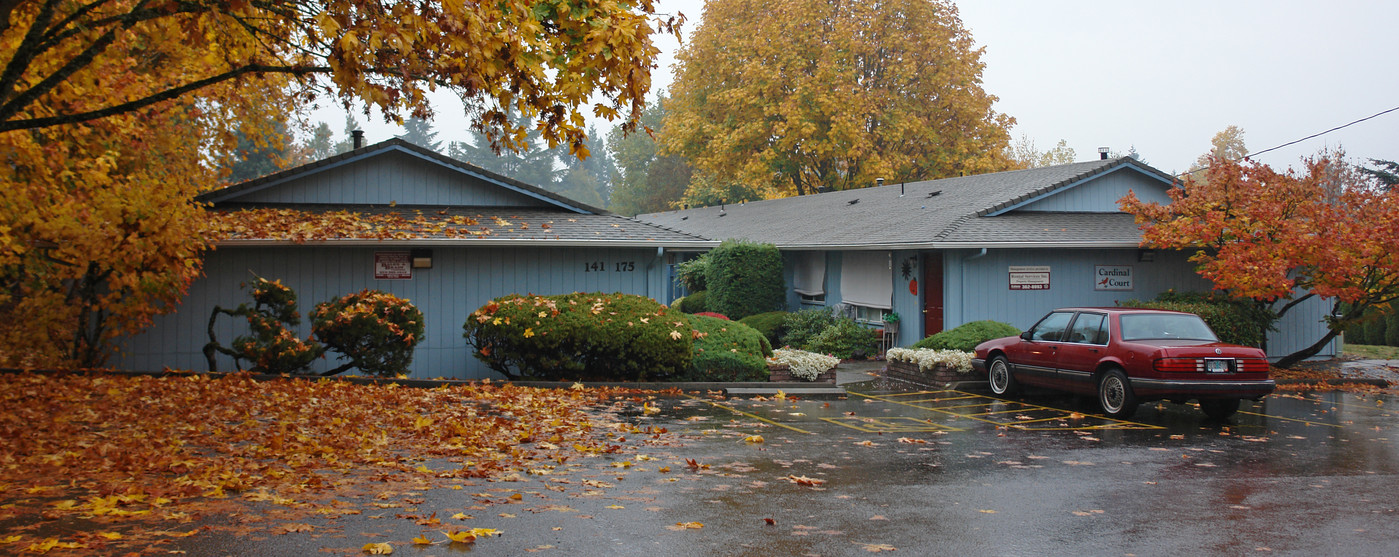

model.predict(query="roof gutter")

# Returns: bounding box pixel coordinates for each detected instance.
[213,239,720,249]
[773,240,1144,251]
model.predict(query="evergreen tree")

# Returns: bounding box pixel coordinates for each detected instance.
[607,98,693,215]
[221,115,294,183]
[447,109,561,188]
[1360,159,1399,190]
[398,116,442,152]
[307,122,335,160]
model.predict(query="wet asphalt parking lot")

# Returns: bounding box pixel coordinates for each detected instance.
[172,377,1399,556]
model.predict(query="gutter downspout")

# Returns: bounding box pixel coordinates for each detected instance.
[647,246,665,302]
[960,248,988,325]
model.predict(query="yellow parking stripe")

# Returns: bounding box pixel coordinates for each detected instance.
[680,394,814,434]
[1235,410,1343,428]
[850,391,1165,430]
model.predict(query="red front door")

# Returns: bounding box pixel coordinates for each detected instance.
[923,252,944,336]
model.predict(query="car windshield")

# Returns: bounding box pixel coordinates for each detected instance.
[1119,314,1219,342]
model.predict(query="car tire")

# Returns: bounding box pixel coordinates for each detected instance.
[1199,399,1241,420]
[988,356,1017,396]
[1097,368,1138,418]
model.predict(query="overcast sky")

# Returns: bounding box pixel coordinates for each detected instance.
[322,0,1399,175]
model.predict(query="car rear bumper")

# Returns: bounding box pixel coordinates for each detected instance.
[1129,377,1276,399]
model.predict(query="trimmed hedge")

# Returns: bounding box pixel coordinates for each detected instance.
[681,315,770,381]
[809,317,879,359]
[704,240,785,320]
[463,292,692,381]
[673,290,708,314]
[912,320,1020,352]
[739,311,790,346]
[1119,291,1275,347]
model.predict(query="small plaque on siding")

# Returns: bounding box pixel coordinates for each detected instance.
[1008,266,1050,291]
[375,251,412,280]
[1094,265,1133,291]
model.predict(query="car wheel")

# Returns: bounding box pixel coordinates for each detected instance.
[1199,399,1241,420]
[988,356,1017,396]
[1097,369,1138,418]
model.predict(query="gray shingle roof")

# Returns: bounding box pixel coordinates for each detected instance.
[211,204,713,246]
[637,158,1171,248]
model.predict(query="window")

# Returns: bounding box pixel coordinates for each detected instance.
[793,252,826,299]
[853,305,888,324]
[1066,313,1108,345]
[800,293,826,305]
[1029,311,1075,342]
[840,251,892,310]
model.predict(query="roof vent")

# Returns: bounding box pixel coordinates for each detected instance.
[681,216,688,220]
[847,199,859,205]
[927,190,941,198]
[1098,147,1109,160]
[352,130,365,149]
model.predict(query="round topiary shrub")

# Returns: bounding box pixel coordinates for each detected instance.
[781,307,836,349]
[912,320,1020,352]
[311,290,425,377]
[463,292,693,381]
[674,290,709,314]
[683,314,770,381]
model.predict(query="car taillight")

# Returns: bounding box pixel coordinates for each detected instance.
[1236,358,1270,373]
[1153,358,1202,373]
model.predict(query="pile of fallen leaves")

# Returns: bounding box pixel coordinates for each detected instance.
[1271,363,1392,394]
[0,372,641,553]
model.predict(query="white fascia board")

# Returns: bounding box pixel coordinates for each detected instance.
[773,241,1144,251]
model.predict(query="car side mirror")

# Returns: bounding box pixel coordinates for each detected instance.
[1020,331,1033,341]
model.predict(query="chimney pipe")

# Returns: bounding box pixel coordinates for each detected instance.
[1098,147,1109,160]
[352,130,365,149]
[877,177,884,188]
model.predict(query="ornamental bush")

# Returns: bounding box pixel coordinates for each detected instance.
[673,290,709,313]
[463,292,692,381]
[781,307,836,349]
[885,347,974,373]
[204,277,323,373]
[682,314,770,381]
[768,348,839,380]
[674,254,711,292]
[809,317,879,359]
[739,311,790,346]
[692,311,730,320]
[1118,291,1275,347]
[311,290,425,377]
[912,320,1020,352]
[704,240,785,320]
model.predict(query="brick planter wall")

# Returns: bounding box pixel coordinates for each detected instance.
[767,363,837,384]
[884,359,982,386]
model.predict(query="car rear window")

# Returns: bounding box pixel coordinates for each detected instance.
[1119,314,1219,342]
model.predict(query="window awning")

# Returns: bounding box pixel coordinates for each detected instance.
[840,251,892,309]
[793,252,826,296]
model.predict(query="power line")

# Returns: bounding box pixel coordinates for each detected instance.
[1243,104,1399,161]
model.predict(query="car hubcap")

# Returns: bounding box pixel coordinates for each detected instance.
[990,362,1007,392]
[1103,377,1124,412]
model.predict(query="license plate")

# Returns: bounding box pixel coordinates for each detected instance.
[1205,359,1232,373]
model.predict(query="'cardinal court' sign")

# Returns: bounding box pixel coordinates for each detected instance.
[1094,265,1133,291]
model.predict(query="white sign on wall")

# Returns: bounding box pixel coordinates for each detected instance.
[1094,265,1134,291]
[1009,266,1051,291]
[375,251,412,280]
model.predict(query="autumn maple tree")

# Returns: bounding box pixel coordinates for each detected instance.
[662,0,1014,201]
[1,1,679,368]
[1121,155,1399,367]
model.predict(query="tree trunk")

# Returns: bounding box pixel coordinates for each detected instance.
[1274,328,1342,369]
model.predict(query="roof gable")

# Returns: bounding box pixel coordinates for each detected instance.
[198,139,604,214]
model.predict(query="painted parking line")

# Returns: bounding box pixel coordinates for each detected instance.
[820,416,965,433]
[1234,410,1343,428]
[850,390,1166,431]
[680,393,815,435]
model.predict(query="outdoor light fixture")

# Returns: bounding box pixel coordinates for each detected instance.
[411,249,433,269]
[1138,249,1156,263]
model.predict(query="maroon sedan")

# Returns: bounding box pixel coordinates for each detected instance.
[971,307,1275,419]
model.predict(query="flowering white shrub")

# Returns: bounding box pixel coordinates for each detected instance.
[768,348,840,381]
[885,348,974,374]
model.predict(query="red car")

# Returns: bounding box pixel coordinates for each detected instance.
[971,307,1275,420]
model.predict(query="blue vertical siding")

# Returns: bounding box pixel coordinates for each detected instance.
[116,245,668,379]
[1013,169,1174,213]
[235,151,549,207]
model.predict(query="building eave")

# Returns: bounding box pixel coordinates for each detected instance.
[213,238,720,249]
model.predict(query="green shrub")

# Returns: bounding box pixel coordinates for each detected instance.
[1119,291,1275,347]
[463,292,692,381]
[1386,308,1399,347]
[674,254,711,292]
[311,290,425,377]
[809,317,878,360]
[674,290,709,313]
[781,307,836,349]
[912,320,1020,352]
[693,311,730,320]
[681,314,770,381]
[739,311,790,346]
[704,240,785,320]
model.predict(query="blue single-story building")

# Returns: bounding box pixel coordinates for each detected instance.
[638,156,1338,360]
[116,139,714,378]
